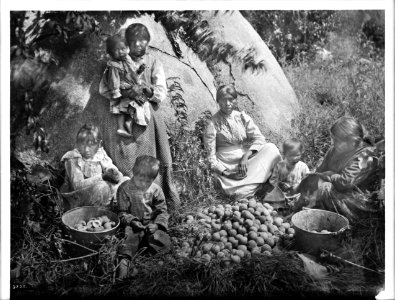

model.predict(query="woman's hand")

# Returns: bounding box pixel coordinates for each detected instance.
[121,85,140,99]
[134,94,147,106]
[278,182,291,192]
[142,83,154,98]
[238,154,249,177]
[222,169,246,181]
[316,171,335,182]
[146,223,158,234]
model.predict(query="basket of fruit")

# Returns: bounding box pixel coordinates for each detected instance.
[291,208,349,255]
[61,206,120,246]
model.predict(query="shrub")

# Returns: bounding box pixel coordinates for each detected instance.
[285,56,384,168]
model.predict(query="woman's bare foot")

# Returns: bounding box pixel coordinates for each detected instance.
[117,129,132,138]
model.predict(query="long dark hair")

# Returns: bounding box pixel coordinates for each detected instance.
[330,116,374,147]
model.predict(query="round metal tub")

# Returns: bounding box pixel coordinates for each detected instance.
[291,208,349,255]
[62,206,120,247]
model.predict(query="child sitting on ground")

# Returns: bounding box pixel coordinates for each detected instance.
[269,138,310,195]
[292,174,324,211]
[99,35,151,138]
[60,123,129,210]
[116,155,170,279]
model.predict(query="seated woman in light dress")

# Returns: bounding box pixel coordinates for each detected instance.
[203,84,281,199]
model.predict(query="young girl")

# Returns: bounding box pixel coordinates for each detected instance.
[60,124,129,210]
[99,35,151,138]
[269,138,310,195]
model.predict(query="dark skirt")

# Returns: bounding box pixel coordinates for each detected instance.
[101,102,180,211]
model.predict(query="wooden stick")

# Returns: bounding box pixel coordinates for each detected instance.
[321,250,383,274]
[57,237,98,253]
[51,252,98,263]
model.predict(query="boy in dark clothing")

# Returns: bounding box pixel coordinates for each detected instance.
[116,155,170,279]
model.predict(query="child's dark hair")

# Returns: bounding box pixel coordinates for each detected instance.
[282,138,304,155]
[76,123,102,144]
[132,155,160,179]
[296,174,320,194]
[106,35,125,57]
[125,23,151,44]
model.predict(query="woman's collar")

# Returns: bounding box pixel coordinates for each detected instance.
[129,53,146,63]
[218,110,235,119]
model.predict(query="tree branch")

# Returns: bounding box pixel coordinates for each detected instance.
[149,46,216,103]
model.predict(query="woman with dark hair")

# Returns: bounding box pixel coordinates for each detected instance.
[99,23,180,211]
[203,84,281,199]
[295,116,381,221]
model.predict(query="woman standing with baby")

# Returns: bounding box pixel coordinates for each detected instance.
[99,23,180,211]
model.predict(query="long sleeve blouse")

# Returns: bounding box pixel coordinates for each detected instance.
[316,146,377,192]
[203,110,266,174]
[116,179,169,231]
[61,147,119,192]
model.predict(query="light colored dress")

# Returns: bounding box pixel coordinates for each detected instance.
[99,55,151,126]
[269,160,310,193]
[204,110,281,199]
[60,147,129,210]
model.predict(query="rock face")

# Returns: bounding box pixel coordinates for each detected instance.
[202,11,298,136]
[15,11,298,167]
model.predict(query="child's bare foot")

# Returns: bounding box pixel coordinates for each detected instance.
[117,258,138,279]
[117,129,132,138]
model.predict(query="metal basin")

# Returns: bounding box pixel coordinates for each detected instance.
[61,206,120,247]
[291,208,349,255]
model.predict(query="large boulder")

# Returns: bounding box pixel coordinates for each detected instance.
[14,11,298,167]
[202,11,298,136]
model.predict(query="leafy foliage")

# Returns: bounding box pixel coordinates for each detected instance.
[10,11,106,151]
[242,10,339,65]
[286,55,384,168]
[167,78,215,204]
[156,11,266,73]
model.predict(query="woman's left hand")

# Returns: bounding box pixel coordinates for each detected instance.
[238,154,249,177]
[147,223,158,234]
[316,171,335,181]
[229,172,247,180]
[142,83,154,98]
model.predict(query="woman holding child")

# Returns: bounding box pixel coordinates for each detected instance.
[99,23,180,210]
[203,84,281,199]
[296,116,381,222]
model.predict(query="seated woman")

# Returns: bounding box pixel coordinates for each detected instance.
[203,84,281,199]
[60,124,129,210]
[295,116,381,222]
